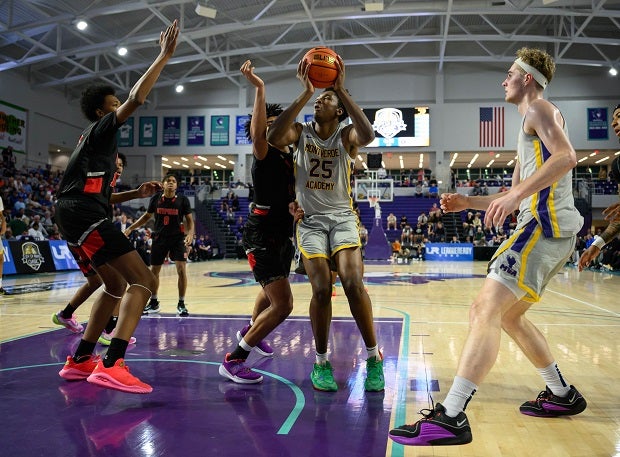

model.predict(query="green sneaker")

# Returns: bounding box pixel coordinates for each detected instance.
[364,355,385,392]
[311,362,338,392]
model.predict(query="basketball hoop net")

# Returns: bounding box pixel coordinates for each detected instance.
[368,196,379,208]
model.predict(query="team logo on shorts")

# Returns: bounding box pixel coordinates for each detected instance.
[372,108,407,139]
[499,255,518,277]
[21,241,45,271]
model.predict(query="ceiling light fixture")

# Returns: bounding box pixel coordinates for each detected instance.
[75,20,88,31]
[195,3,217,19]
[610,67,618,76]
[175,84,184,93]
[117,47,128,56]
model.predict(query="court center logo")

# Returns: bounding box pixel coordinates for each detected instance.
[21,241,45,271]
[372,108,407,139]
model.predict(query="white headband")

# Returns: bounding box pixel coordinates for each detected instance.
[514,58,548,90]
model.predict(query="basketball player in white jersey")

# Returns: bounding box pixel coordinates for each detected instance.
[390,47,587,446]
[267,55,385,392]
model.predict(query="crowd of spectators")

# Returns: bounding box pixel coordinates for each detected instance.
[3,157,619,271]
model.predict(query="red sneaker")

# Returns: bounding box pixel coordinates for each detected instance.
[59,355,100,381]
[87,359,152,394]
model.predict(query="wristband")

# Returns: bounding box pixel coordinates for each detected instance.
[591,235,606,250]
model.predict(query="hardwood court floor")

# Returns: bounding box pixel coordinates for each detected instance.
[0,259,618,457]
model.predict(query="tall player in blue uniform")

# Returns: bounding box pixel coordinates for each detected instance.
[267,55,385,392]
[219,60,296,383]
[55,20,179,394]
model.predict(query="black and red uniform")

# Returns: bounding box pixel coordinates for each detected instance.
[243,145,295,286]
[55,112,133,267]
[148,192,192,265]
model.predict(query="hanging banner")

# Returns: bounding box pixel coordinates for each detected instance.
[587,107,608,140]
[162,116,181,146]
[0,100,27,153]
[117,116,134,147]
[236,115,251,145]
[187,116,205,146]
[139,116,157,146]
[210,115,229,146]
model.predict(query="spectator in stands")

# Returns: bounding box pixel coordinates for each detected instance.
[231,194,240,211]
[417,169,424,183]
[225,206,235,225]
[2,146,15,171]
[434,221,446,242]
[471,212,483,229]
[391,238,401,256]
[415,181,424,197]
[195,234,214,261]
[428,203,441,223]
[399,214,408,229]
[411,234,426,261]
[460,222,473,241]
[598,167,607,180]
[450,235,460,243]
[114,213,131,232]
[401,222,414,244]
[499,183,509,192]
[386,212,397,230]
[473,226,486,246]
[428,182,439,198]
[417,212,428,225]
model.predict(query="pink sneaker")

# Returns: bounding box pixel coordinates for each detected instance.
[236,324,274,357]
[87,359,152,394]
[52,311,84,333]
[59,355,100,380]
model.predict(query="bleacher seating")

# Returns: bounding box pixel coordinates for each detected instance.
[358,196,441,242]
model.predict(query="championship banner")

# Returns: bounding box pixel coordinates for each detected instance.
[3,240,79,275]
[210,115,229,146]
[117,116,134,147]
[7,240,56,274]
[587,107,608,140]
[163,116,181,146]
[139,116,158,147]
[187,116,205,146]
[0,100,28,153]
[235,115,251,145]
[425,242,473,261]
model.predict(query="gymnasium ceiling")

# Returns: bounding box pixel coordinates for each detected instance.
[3,0,620,171]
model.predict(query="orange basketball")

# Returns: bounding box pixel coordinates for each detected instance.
[303,47,339,88]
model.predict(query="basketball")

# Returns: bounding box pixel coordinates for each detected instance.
[303,47,339,88]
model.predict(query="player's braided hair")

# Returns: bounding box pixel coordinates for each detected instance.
[244,103,284,141]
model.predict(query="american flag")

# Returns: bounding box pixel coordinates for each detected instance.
[479,106,504,148]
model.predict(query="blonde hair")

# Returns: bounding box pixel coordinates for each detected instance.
[515,47,555,85]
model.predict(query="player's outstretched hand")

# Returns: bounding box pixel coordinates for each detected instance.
[603,201,620,222]
[240,60,264,88]
[159,19,179,58]
[439,193,468,213]
[137,181,163,198]
[578,245,600,271]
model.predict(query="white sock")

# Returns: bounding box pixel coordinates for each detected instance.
[366,345,380,361]
[537,362,570,397]
[315,352,328,365]
[239,338,253,351]
[442,376,478,417]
